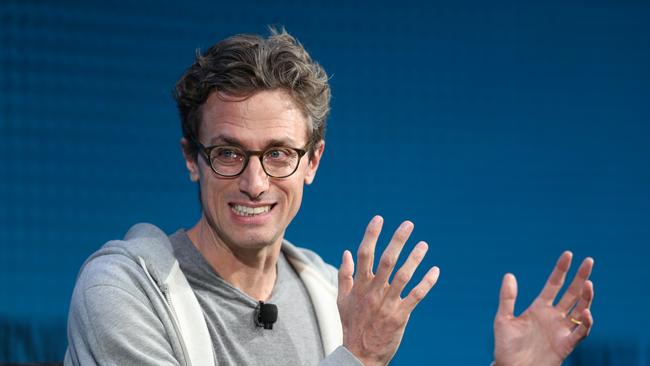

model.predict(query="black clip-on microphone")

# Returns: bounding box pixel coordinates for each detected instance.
[255,300,278,330]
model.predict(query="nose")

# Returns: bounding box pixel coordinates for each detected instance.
[238,156,269,200]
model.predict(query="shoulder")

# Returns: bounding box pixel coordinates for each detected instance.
[71,223,178,308]
[79,223,175,282]
[66,223,184,365]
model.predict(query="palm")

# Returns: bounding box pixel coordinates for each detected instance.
[496,299,574,364]
[494,252,595,366]
[337,217,440,366]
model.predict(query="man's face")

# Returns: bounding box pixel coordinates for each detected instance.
[184,89,324,251]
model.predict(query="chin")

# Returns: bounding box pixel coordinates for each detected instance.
[225,228,281,250]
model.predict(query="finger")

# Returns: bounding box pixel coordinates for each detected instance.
[338,250,355,301]
[568,280,594,320]
[538,251,573,304]
[402,266,440,313]
[496,273,518,318]
[354,216,383,282]
[566,308,594,347]
[556,257,594,313]
[373,221,414,285]
[385,241,429,301]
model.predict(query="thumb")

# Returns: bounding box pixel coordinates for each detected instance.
[497,273,517,318]
[338,250,354,301]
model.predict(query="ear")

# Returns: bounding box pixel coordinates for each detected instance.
[304,140,325,185]
[180,137,200,182]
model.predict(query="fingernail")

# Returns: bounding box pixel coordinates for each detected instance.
[342,250,350,262]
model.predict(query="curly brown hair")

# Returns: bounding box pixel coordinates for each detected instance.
[173,27,331,159]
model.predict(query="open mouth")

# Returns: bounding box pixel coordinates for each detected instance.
[229,203,276,217]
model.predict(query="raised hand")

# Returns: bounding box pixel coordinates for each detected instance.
[494,251,595,366]
[337,216,440,366]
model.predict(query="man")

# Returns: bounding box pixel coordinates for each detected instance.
[65,29,594,366]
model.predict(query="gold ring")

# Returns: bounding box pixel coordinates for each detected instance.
[569,317,582,326]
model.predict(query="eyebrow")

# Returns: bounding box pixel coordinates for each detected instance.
[208,135,300,149]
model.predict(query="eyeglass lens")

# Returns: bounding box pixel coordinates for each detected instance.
[209,146,300,177]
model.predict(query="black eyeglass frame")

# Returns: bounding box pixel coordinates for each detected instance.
[193,139,310,179]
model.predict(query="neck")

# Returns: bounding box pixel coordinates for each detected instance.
[186,217,282,301]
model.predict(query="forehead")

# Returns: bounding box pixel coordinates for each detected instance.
[199,90,309,147]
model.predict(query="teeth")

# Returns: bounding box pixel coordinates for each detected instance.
[231,204,272,216]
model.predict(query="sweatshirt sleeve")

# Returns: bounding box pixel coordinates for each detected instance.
[319,346,365,366]
[65,256,183,366]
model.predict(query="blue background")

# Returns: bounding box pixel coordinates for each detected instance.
[1,0,649,364]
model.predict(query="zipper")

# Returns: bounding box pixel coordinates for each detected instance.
[138,256,193,366]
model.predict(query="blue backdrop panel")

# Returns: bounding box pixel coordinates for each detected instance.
[1,0,649,364]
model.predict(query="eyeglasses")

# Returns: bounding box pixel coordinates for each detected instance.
[193,140,309,178]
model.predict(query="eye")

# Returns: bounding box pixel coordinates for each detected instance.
[265,148,291,160]
[212,147,243,163]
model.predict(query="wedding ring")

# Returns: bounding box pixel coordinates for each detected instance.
[569,317,583,326]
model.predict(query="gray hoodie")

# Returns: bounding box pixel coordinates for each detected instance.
[64,223,361,366]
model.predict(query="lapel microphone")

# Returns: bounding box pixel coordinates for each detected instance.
[255,300,278,330]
